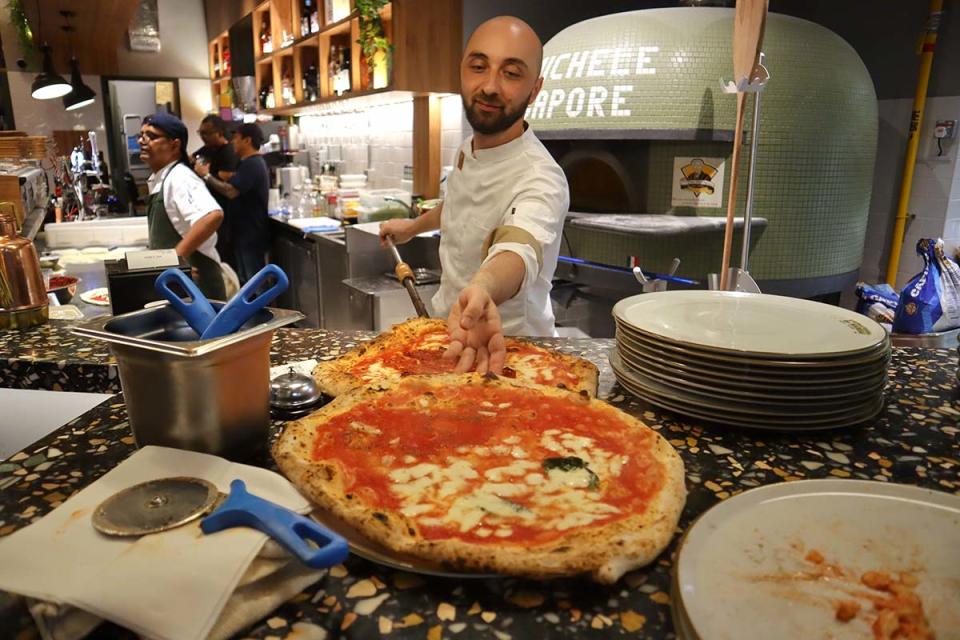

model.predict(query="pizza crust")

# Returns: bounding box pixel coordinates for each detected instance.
[273,373,685,583]
[312,317,599,397]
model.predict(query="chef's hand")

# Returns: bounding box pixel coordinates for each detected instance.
[379,218,417,246]
[194,160,210,178]
[443,285,506,375]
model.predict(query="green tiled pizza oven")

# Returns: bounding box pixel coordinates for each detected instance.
[528,7,877,286]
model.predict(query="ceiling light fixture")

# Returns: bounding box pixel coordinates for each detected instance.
[30,2,71,100]
[60,17,96,111]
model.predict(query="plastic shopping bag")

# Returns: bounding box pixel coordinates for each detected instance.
[892,238,960,334]
[855,282,899,324]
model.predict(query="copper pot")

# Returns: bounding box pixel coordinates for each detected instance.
[0,202,47,329]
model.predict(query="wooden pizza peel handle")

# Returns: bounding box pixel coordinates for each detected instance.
[386,235,430,318]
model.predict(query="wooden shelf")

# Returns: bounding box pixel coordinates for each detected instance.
[208,0,460,120]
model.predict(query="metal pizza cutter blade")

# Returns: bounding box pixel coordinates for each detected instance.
[92,476,219,536]
[91,477,350,569]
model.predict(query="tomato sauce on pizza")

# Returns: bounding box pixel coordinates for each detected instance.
[347,325,584,389]
[310,380,667,546]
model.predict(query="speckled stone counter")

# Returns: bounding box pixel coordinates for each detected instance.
[0,330,957,640]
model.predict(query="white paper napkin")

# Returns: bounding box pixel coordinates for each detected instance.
[0,446,313,640]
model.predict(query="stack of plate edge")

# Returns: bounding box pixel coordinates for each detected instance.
[611,322,889,431]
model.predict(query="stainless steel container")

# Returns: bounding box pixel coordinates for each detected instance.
[73,303,303,459]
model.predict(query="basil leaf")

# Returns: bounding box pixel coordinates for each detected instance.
[543,456,600,490]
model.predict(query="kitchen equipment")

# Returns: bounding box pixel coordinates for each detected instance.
[0,204,48,329]
[38,254,60,270]
[672,480,960,639]
[106,256,193,315]
[92,477,348,569]
[46,275,80,305]
[154,268,218,336]
[384,267,441,286]
[719,0,768,290]
[72,303,303,459]
[278,165,305,199]
[0,166,47,229]
[200,264,289,339]
[384,235,429,318]
[270,366,324,418]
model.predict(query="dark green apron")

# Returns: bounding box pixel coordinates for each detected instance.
[147,166,226,300]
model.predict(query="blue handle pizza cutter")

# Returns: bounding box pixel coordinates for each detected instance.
[154,268,218,336]
[91,477,349,570]
[199,264,289,340]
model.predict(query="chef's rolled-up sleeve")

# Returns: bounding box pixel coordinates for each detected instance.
[481,162,569,293]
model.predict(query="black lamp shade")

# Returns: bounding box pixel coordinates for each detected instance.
[63,58,96,110]
[31,45,72,100]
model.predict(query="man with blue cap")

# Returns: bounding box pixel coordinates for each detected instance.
[139,112,226,299]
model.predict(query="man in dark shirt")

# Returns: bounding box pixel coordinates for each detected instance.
[196,123,269,284]
[192,115,239,269]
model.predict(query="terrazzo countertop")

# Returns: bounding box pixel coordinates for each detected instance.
[0,327,957,639]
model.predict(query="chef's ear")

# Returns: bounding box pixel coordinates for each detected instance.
[528,76,544,106]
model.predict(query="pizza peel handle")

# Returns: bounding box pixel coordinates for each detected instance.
[201,480,349,569]
[200,264,290,339]
[154,268,217,336]
[384,235,430,318]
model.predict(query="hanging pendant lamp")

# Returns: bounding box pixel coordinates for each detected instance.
[60,19,96,111]
[31,44,72,99]
[63,57,95,110]
[30,1,71,100]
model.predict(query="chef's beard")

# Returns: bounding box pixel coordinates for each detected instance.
[463,89,533,136]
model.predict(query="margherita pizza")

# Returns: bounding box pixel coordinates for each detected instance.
[313,318,599,397]
[273,373,686,583]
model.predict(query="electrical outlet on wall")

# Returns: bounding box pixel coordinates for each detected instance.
[930,119,956,160]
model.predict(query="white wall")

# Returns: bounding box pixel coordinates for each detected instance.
[178,78,215,155]
[116,0,210,80]
[861,95,960,288]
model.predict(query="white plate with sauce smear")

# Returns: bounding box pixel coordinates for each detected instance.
[673,480,960,639]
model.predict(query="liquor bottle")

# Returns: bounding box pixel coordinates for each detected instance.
[259,85,269,109]
[222,47,231,75]
[265,86,276,109]
[339,45,352,93]
[281,70,295,105]
[303,63,319,101]
[328,44,340,94]
[260,19,272,54]
[301,0,310,36]
[307,0,319,33]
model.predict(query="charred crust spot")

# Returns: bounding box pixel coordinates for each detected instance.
[373,512,387,522]
[552,546,570,553]
[579,389,590,399]
[483,371,498,381]
[557,383,568,390]
[407,527,416,536]
[346,493,353,500]
[324,467,334,481]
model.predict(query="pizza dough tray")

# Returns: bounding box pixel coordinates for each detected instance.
[567,213,768,237]
[310,508,497,579]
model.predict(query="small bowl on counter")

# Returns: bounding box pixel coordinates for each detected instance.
[46,274,80,305]
[39,254,61,270]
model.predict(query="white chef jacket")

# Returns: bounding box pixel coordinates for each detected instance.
[432,124,569,336]
[146,161,222,264]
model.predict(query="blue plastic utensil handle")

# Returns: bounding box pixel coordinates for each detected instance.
[201,479,349,569]
[154,268,217,335]
[199,264,290,339]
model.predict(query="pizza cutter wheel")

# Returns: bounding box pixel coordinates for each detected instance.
[92,477,349,569]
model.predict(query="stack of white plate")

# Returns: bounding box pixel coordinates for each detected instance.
[611,291,890,430]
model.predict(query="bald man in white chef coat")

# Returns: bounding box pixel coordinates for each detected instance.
[380,15,569,375]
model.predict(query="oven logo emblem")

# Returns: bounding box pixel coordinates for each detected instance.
[679,159,719,197]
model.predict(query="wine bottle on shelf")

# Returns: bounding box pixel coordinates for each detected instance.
[301,1,310,36]
[260,19,272,54]
[222,47,231,75]
[340,45,352,93]
[281,70,295,105]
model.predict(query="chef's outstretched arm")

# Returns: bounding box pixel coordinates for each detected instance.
[444,251,524,375]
